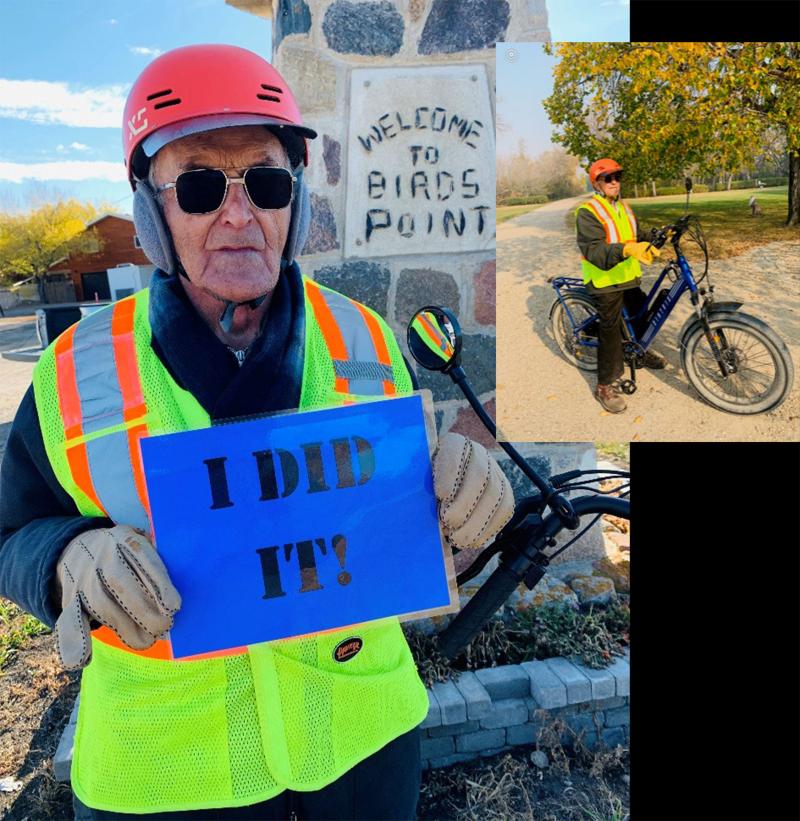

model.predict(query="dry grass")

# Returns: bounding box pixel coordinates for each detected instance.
[419,712,629,820]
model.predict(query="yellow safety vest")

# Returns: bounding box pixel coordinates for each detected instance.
[32,278,429,814]
[577,195,642,288]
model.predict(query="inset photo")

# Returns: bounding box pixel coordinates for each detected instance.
[496,42,799,442]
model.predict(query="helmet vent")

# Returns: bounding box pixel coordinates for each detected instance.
[146,89,173,101]
[154,98,182,110]
[261,84,282,94]
[257,94,281,103]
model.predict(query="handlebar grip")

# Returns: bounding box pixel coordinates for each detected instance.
[437,561,522,659]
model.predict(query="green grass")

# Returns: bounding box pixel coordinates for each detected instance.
[497,202,548,224]
[0,598,51,670]
[596,442,630,464]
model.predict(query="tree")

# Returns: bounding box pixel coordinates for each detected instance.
[0,200,104,298]
[543,42,800,225]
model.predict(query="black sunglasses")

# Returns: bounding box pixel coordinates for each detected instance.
[156,166,296,215]
[599,171,623,183]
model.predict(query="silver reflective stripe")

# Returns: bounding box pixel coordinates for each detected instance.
[314,286,393,395]
[85,431,149,532]
[332,360,394,382]
[72,306,126,435]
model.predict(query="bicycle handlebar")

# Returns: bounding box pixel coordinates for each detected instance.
[438,494,630,659]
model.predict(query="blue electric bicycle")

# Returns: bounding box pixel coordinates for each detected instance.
[549,184,794,415]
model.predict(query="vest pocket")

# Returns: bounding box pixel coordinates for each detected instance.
[248,621,428,790]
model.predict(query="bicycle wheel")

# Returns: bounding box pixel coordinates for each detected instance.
[550,293,598,371]
[681,312,794,414]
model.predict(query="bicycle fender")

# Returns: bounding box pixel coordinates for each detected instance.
[676,302,745,344]
[548,289,591,320]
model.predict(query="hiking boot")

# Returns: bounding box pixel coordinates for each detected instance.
[642,350,666,369]
[595,383,627,413]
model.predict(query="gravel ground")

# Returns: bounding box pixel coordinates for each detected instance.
[496,196,800,442]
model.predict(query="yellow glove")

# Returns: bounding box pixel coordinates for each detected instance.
[623,241,662,266]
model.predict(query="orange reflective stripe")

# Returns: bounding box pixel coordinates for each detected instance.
[591,197,622,243]
[417,313,454,357]
[352,301,396,396]
[111,299,147,423]
[584,200,614,243]
[66,442,107,515]
[621,201,637,237]
[55,325,83,441]
[92,626,174,660]
[305,280,350,393]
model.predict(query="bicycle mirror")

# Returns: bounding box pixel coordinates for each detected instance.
[407,306,462,372]
[684,176,693,192]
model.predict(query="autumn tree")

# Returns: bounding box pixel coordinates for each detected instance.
[543,42,800,225]
[0,199,105,298]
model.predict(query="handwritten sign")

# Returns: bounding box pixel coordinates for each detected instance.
[140,394,453,658]
[345,65,496,257]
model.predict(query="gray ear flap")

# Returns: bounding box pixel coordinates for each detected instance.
[133,183,177,275]
[283,171,310,266]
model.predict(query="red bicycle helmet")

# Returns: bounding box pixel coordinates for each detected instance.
[588,158,623,186]
[122,44,317,188]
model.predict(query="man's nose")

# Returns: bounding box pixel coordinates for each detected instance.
[219,180,254,225]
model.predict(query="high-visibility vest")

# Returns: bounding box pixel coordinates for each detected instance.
[577,195,642,288]
[410,311,455,363]
[32,277,429,814]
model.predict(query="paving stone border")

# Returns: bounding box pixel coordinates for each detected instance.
[54,650,629,781]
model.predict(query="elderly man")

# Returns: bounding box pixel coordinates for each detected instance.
[0,45,513,820]
[576,158,667,413]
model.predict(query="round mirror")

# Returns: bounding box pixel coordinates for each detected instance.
[407,306,462,372]
[684,176,693,193]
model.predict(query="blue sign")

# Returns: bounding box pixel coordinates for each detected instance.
[140,394,450,658]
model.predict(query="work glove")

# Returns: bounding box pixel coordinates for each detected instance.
[432,433,515,552]
[623,241,662,266]
[54,525,181,670]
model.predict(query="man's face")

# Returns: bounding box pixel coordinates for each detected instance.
[152,125,292,304]
[596,173,621,200]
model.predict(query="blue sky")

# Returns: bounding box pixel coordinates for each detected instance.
[496,44,559,160]
[548,0,629,43]
[0,0,271,214]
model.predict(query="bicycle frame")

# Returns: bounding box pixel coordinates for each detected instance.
[552,250,701,354]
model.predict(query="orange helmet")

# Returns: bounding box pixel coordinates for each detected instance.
[588,158,623,186]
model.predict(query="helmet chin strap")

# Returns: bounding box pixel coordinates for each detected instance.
[175,255,285,334]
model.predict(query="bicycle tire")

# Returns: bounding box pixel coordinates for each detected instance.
[681,311,794,414]
[437,495,630,659]
[550,293,598,372]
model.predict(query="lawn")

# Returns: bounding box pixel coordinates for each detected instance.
[497,202,548,224]
[627,187,797,258]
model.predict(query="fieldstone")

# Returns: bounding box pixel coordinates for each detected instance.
[394,268,459,326]
[530,750,549,768]
[313,261,390,316]
[594,557,630,594]
[303,193,339,254]
[449,399,498,451]
[500,454,552,503]
[509,576,579,612]
[274,0,312,48]
[322,135,341,186]
[568,576,616,606]
[545,559,596,583]
[278,48,337,115]
[474,259,495,325]
[415,333,495,403]
[419,0,510,55]
[323,1,404,56]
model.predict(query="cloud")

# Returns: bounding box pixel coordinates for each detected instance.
[0,160,127,183]
[0,79,127,128]
[129,46,163,57]
[109,18,119,25]
[70,142,90,151]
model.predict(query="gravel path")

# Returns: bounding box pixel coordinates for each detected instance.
[0,317,37,460]
[497,197,800,442]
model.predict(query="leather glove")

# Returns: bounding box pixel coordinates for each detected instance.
[54,525,181,670]
[432,433,514,550]
[623,241,662,266]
